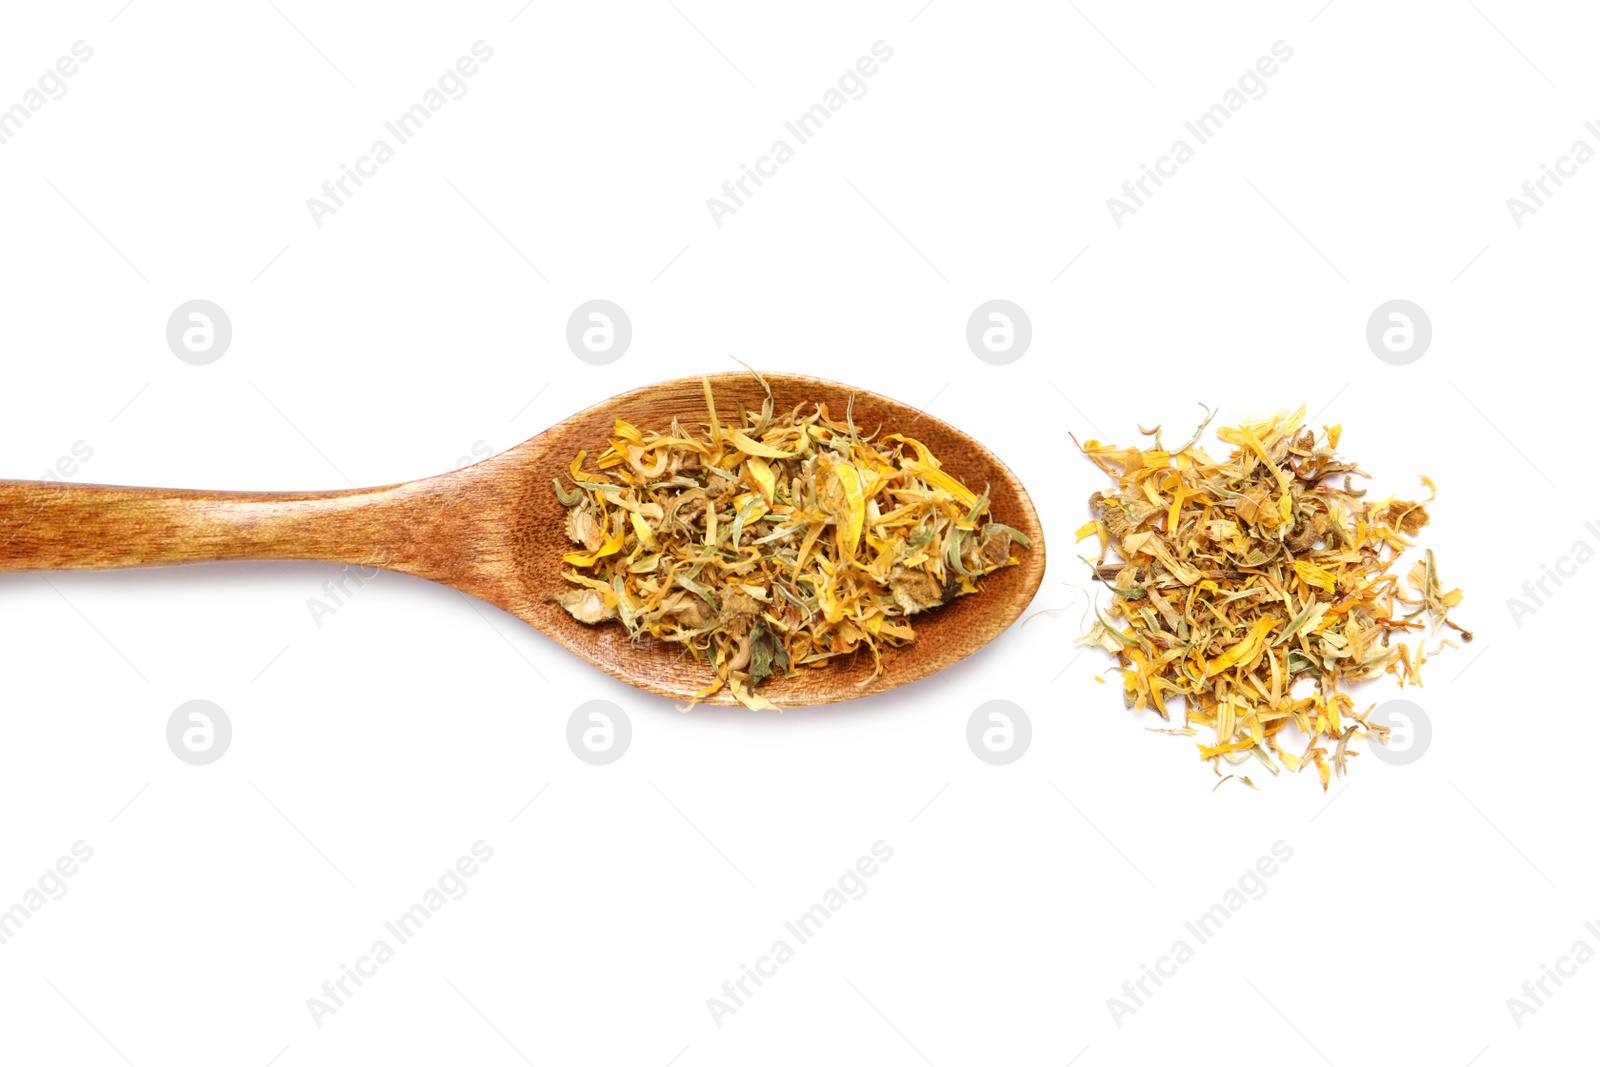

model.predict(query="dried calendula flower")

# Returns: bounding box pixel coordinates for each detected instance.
[556,374,1030,710]
[1074,405,1468,790]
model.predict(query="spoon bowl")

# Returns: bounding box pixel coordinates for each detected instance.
[0,372,1046,705]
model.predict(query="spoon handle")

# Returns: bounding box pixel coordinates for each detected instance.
[0,478,421,573]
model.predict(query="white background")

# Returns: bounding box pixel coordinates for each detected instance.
[0,1,1588,1064]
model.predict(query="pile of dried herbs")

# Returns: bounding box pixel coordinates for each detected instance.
[1075,405,1468,789]
[556,374,1029,709]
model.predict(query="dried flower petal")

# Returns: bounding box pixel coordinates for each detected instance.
[1077,407,1466,788]
[556,375,1025,706]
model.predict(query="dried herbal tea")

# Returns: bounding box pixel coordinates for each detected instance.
[1075,405,1468,789]
[556,374,1030,709]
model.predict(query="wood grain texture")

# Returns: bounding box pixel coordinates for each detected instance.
[0,372,1046,706]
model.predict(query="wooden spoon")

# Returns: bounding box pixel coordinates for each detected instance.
[0,372,1046,705]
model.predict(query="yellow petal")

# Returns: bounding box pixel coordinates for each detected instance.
[562,510,626,566]
[629,510,659,550]
[833,463,866,558]
[1293,560,1337,593]
[729,676,779,711]
[913,462,978,507]
[746,456,777,505]
[1197,739,1255,759]
[678,675,725,712]
[1205,616,1278,678]
[727,427,797,459]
